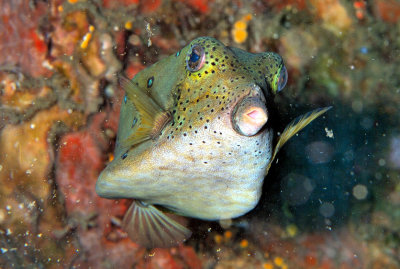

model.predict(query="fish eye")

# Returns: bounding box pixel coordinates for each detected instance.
[273,65,288,93]
[186,45,205,72]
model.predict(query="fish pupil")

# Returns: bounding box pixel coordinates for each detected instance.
[190,51,200,63]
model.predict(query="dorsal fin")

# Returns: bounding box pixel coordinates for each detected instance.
[265,106,332,174]
[119,76,171,147]
[122,200,192,248]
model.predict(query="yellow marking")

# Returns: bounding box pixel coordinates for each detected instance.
[243,14,253,22]
[239,239,248,248]
[286,224,298,237]
[273,256,284,267]
[125,21,133,30]
[214,234,223,244]
[68,0,79,3]
[263,262,274,269]
[234,20,247,30]
[89,25,95,32]
[57,5,63,12]
[223,230,232,240]
[80,32,92,49]
[232,29,248,44]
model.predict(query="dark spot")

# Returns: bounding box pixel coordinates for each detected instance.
[132,117,137,128]
[121,152,128,159]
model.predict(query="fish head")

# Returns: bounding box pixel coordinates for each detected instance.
[171,37,288,142]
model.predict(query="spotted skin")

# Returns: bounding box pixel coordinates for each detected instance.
[97,37,289,220]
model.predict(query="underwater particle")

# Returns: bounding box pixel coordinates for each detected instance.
[239,239,248,248]
[305,141,334,164]
[352,184,368,200]
[145,22,153,47]
[319,202,335,218]
[351,100,363,113]
[325,127,334,138]
[281,173,315,206]
[389,136,400,169]
[378,158,386,166]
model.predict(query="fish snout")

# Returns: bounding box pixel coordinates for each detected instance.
[232,86,268,136]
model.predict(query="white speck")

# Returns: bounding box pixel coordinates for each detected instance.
[1,248,8,253]
[5,205,11,211]
[25,170,32,175]
[18,203,24,209]
[353,184,368,200]
[378,158,386,166]
[37,233,42,238]
[325,128,334,138]
[6,229,12,235]
[208,228,212,232]
[67,109,73,114]
[350,65,355,70]
[28,201,36,210]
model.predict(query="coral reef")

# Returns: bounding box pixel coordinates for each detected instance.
[0,0,399,268]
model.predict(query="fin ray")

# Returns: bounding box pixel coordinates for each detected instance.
[122,200,192,248]
[119,76,171,148]
[266,106,332,174]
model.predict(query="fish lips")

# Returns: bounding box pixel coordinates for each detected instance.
[231,84,269,137]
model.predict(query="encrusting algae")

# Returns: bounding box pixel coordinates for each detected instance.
[96,37,330,248]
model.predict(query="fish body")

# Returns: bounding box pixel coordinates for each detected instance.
[96,37,330,247]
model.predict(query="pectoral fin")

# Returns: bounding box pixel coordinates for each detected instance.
[122,200,192,248]
[266,106,332,174]
[119,76,171,148]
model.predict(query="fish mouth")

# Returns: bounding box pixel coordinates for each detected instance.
[231,84,269,136]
